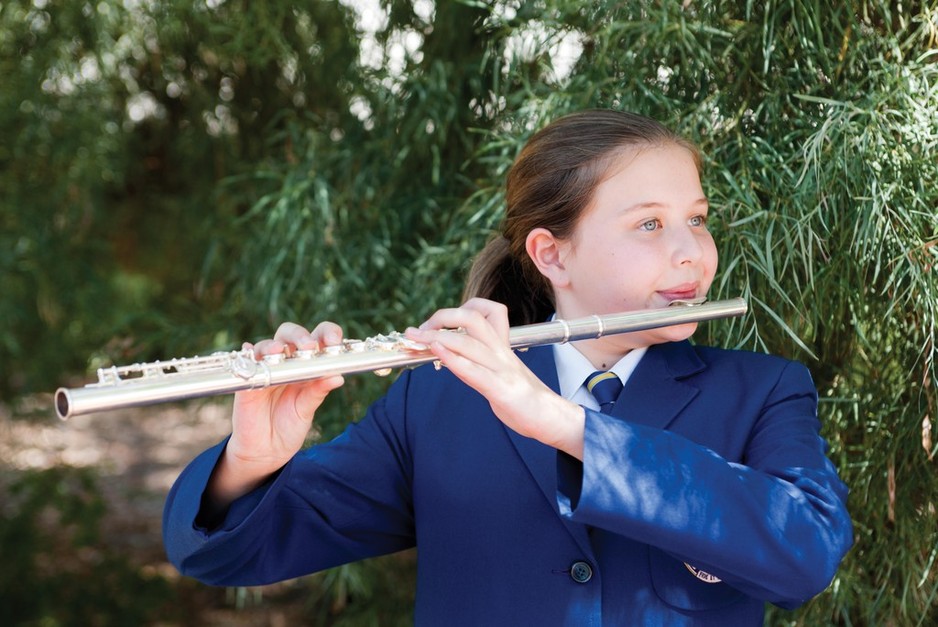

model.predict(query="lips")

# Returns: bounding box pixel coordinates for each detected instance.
[657,284,699,302]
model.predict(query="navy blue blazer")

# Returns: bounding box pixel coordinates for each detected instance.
[163,340,852,626]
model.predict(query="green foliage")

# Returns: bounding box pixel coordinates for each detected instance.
[0,0,364,396]
[2,0,936,624]
[302,551,417,626]
[0,467,174,626]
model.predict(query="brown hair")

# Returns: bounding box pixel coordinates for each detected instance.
[463,109,701,325]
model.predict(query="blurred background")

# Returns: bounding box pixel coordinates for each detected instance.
[1,0,936,625]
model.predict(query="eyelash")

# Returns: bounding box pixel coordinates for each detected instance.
[638,215,708,231]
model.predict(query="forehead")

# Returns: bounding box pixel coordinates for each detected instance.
[590,143,704,204]
[599,142,700,180]
[557,142,706,246]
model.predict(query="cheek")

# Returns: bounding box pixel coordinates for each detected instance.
[702,234,719,271]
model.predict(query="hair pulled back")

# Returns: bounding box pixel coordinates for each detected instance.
[464,109,700,326]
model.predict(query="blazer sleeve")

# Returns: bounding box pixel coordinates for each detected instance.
[162,372,417,587]
[557,359,853,608]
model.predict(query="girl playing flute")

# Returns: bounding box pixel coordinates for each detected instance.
[164,109,852,625]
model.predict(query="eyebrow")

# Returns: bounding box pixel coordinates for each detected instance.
[621,198,709,213]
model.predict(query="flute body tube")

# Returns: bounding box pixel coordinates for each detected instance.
[55,297,746,420]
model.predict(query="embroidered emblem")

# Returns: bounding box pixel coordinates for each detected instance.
[684,562,722,583]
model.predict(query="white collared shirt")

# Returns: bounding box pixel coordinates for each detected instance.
[553,340,647,411]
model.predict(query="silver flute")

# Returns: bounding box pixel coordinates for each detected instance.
[55,297,746,420]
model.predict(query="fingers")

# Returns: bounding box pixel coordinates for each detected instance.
[411,298,510,343]
[406,300,550,434]
[247,321,344,359]
[405,298,512,372]
[463,297,511,338]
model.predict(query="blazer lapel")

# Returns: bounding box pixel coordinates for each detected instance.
[503,346,595,555]
[502,341,707,557]
[613,340,705,430]
[503,345,562,510]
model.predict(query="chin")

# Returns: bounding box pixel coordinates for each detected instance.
[650,322,698,345]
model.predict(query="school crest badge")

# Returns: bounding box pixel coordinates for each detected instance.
[684,563,722,583]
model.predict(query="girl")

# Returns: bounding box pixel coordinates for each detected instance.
[163,110,852,625]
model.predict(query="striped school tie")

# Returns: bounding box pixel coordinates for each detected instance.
[586,370,622,413]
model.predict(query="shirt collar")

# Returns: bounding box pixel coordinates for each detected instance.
[553,340,647,401]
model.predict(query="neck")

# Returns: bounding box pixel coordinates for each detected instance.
[569,338,632,371]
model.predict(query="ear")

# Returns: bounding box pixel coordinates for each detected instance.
[525,228,571,288]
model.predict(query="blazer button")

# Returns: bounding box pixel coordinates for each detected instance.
[570,560,593,583]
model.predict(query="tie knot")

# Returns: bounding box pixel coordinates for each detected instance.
[586,370,622,411]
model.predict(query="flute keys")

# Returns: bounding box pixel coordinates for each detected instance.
[369,334,398,351]
[396,337,429,351]
[230,353,259,379]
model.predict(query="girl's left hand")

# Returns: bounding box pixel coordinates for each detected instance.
[405,298,585,459]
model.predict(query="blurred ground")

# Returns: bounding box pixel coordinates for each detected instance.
[0,396,312,626]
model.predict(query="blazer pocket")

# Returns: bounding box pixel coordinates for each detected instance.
[648,548,745,611]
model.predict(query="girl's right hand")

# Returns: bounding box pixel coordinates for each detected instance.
[206,321,346,508]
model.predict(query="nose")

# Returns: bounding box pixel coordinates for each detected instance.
[670,225,706,266]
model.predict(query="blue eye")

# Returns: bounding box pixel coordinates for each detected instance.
[689,215,708,227]
[639,219,661,232]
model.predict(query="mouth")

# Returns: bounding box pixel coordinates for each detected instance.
[656,285,700,303]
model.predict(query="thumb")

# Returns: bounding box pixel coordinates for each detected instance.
[292,375,345,419]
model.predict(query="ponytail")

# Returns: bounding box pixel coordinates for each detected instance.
[463,235,554,326]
